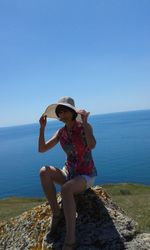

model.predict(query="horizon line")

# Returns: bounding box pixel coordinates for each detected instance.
[0,108,150,129]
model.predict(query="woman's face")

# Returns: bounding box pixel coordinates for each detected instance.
[56,106,74,123]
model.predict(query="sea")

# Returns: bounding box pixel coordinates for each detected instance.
[0,110,150,199]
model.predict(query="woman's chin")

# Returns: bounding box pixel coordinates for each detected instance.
[59,118,66,123]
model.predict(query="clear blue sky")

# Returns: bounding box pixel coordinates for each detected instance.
[0,0,150,127]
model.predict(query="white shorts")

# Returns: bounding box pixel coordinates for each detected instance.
[61,167,96,189]
[80,175,96,189]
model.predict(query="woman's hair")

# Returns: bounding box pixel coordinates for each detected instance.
[55,105,77,120]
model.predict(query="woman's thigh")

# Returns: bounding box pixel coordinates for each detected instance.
[62,176,87,195]
[41,166,67,186]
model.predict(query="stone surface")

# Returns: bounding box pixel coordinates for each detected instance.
[0,186,150,250]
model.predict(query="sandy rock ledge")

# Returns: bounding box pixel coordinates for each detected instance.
[0,186,150,250]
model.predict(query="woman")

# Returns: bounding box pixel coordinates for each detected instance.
[39,97,97,250]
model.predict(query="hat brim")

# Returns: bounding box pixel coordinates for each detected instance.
[43,103,82,121]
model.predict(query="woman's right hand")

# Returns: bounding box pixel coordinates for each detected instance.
[39,115,47,128]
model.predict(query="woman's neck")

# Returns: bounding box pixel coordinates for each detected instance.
[65,120,76,130]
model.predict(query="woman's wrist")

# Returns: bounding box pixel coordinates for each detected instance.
[82,121,89,128]
[40,126,45,131]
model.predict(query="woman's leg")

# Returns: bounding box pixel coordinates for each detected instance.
[40,166,66,215]
[61,176,87,249]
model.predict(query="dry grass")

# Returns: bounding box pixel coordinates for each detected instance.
[103,183,150,233]
[0,197,45,221]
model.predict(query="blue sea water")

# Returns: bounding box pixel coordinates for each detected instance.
[0,110,150,199]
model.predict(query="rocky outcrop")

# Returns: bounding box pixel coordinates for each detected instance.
[0,186,150,250]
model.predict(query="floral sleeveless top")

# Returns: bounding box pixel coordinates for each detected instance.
[58,121,97,179]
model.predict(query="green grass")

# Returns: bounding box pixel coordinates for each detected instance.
[0,197,45,221]
[0,184,150,233]
[102,183,150,233]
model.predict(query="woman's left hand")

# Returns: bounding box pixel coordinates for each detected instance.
[77,109,90,124]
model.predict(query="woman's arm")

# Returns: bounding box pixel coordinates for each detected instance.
[77,110,96,149]
[83,122,96,149]
[38,115,59,153]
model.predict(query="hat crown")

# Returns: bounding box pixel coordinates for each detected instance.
[58,97,75,107]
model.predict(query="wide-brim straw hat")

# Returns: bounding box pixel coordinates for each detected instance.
[43,97,82,121]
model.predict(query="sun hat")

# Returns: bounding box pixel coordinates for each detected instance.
[43,97,81,121]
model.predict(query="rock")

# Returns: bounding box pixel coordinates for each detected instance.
[0,186,150,250]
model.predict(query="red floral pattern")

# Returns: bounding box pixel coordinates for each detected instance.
[58,121,97,179]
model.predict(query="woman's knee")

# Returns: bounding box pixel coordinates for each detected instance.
[61,182,72,196]
[39,166,51,179]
